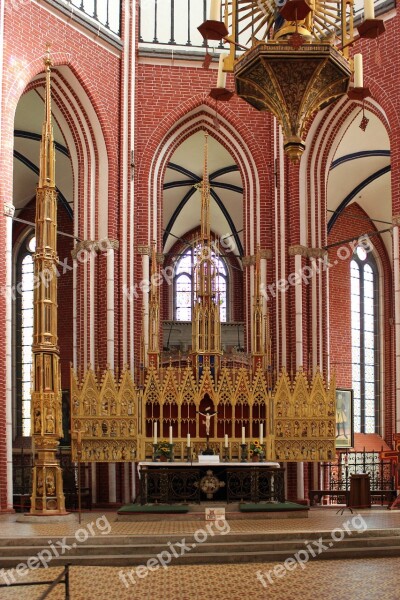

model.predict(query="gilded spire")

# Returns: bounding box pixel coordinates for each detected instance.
[30,46,66,515]
[147,242,160,365]
[39,46,56,189]
[192,132,221,371]
[200,132,211,243]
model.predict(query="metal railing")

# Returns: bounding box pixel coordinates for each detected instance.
[139,0,396,50]
[140,0,223,49]
[46,0,121,39]
[12,448,91,512]
[0,564,70,600]
[320,451,395,504]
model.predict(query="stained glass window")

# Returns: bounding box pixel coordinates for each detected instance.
[350,246,379,434]
[16,234,36,437]
[174,244,228,322]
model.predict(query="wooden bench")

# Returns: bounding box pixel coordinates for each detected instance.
[309,489,396,506]
[309,490,349,506]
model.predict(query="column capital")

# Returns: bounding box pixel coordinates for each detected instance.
[260,249,273,260]
[3,203,15,218]
[242,255,255,267]
[137,245,151,256]
[288,245,327,259]
[156,252,164,265]
[392,215,400,226]
[243,249,272,266]
[71,238,119,259]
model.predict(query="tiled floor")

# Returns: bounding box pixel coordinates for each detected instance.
[0,558,400,600]
[0,509,399,599]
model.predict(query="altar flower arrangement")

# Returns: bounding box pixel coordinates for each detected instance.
[155,440,170,460]
[249,440,263,457]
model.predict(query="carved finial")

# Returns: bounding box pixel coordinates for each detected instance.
[39,44,55,188]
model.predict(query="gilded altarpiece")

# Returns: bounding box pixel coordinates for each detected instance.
[71,365,335,463]
[71,368,137,462]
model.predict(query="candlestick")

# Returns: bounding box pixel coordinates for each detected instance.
[153,421,157,445]
[169,425,173,445]
[187,433,191,447]
[240,443,248,462]
[241,426,245,445]
[224,434,228,448]
[210,0,221,21]
[216,52,228,88]
[354,54,363,88]
[260,424,263,445]
[364,0,374,20]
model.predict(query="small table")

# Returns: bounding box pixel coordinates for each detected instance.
[349,474,371,508]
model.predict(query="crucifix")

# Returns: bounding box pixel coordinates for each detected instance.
[197,406,217,452]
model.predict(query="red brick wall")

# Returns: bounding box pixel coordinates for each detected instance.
[328,204,394,443]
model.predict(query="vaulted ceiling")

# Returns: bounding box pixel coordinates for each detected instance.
[327,108,391,259]
[163,131,243,260]
[13,86,73,218]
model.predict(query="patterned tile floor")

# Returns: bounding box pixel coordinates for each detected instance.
[0,509,399,599]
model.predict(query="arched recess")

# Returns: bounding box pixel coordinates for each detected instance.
[304,96,393,445]
[140,104,267,356]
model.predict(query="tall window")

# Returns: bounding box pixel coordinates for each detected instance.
[15,234,36,436]
[350,245,380,433]
[174,245,228,322]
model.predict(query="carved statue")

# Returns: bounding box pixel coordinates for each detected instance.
[34,410,41,434]
[46,408,55,434]
[37,472,44,495]
[46,471,55,496]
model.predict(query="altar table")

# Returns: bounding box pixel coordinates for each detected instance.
[138,461,284,505]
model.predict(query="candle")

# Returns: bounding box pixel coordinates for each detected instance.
[241,426,245,445]
[354,54,363,88]
[364,0,374,20]
[260,424,263,445]
[187,433,191,447]
[209,0,221,21]
[216,52,228,89]
[224,434,228,448]
[169,425,173,445]
[153,421,157,445]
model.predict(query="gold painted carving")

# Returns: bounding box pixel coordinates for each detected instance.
[71,367,137,462]
[71,364,335,463]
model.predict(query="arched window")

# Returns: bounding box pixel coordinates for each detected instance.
[174,245,228,322]
[350,245,380,433]
[15,234,36,437]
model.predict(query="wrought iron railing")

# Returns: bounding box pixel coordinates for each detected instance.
[12,448,91,511]
[46,0,121,38]
[140,0,232,49]
[0,565,70,600]
[319,451,395,505]
[139,0,396,50]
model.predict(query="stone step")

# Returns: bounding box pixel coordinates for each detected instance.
[2,534,400,557]
[1,527,400,547]
[1,532,400,568]
[2,543,400,569]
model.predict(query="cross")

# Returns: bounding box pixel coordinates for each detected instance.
[380,433,400,509]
